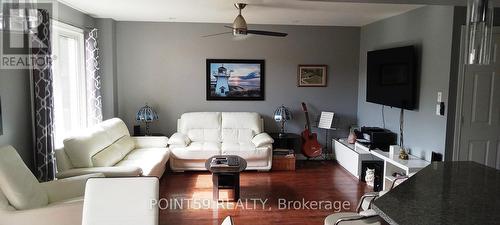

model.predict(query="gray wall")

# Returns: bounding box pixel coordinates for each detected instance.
[96,18,118,119]
[357,6,455,161]
[115,22,360,146]
[0,33,33,167]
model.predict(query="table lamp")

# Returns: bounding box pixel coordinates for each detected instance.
[274,105,292,137]
[136,103,159,136]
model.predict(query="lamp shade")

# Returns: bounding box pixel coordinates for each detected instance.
[274,105,292,122]
[136,104,159,122]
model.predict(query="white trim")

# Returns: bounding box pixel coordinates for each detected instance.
[51,19,87,148]
[57,0,93,16]
[452,27,500,161]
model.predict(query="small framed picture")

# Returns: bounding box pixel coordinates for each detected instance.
[297,65,328,87]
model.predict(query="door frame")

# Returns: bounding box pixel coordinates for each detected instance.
[452,27,500,161]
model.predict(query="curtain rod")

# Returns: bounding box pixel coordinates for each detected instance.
[49,17,98,31]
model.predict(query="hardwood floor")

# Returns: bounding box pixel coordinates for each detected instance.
[159,161,371,225]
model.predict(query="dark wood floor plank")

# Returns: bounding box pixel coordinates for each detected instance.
[159,161,370,225]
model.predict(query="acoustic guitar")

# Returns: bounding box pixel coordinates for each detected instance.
[301,102,322,158]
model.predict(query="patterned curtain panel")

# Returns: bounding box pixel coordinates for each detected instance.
[85,28,103,126]
[30,9,56,182]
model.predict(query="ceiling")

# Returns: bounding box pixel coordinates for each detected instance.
[58,0,424,27]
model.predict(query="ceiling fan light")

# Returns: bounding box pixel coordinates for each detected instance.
[233,28,247,36]
[233,15,247,29]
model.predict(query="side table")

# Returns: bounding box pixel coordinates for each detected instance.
[269,133,301,154]
[205,155,247,202]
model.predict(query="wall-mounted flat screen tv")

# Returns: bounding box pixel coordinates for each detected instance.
[366,46,418,110]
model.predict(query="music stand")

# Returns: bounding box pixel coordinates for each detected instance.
[318,112,336,159]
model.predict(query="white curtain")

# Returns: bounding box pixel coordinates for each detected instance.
[85,28,103,126]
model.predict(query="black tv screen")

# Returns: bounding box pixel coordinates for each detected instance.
[367,46,417,110]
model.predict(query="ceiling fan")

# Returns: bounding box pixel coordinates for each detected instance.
[202,3,288,38]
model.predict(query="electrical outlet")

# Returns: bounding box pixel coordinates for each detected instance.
[436,102,446,116]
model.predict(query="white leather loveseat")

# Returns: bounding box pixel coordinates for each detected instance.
[55,118,170,178]
[168,112,274,171]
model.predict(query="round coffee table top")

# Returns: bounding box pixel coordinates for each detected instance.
[205,155,247,173]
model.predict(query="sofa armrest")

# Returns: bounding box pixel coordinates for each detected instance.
[131,136,169,148]
[252,133,274,147]
[41,173,104,203]
[167,133,191,147]
[0,200,83,225]
[56,166,143,179]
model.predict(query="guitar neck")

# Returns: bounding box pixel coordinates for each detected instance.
[304,111,312,132]
[301,102,313,132]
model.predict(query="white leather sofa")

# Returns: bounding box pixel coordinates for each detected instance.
[0,145,104,225]
[168,112,274,171]
[55,118,170,178]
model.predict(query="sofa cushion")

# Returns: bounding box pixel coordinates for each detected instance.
[116,148,170,176]
[221,142,257,152]
[92,136,135,167]
[221,112,262,134]
[170,142,221,160]
[99,118,130,141]
[186,142,221,152]
[0,190,11,210]
[54,148,74,172]
[0,146,49,210]
[64,118,130,167]
[222,128,255,143]
[221,143,270,160]
[179,112,221,142]
[187,129,220,142]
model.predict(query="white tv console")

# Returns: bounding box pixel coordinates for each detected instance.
[333,139,374,179]
[333,139,430,190]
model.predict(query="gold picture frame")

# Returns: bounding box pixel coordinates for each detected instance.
[297,65,328,87]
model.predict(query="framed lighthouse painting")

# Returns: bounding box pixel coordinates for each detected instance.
[206,59,265,100]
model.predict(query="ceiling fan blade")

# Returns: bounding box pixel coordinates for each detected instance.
[201,31,233,38]
[224,25,234,29]
[247,30,288,37]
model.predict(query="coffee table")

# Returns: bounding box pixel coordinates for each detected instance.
[205,155,247,202]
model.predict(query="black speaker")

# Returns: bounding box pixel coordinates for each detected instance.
[431,152,443,162]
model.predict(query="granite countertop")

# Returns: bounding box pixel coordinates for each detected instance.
[372,161,500,225]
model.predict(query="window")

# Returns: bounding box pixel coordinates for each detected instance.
[51,21,86,148]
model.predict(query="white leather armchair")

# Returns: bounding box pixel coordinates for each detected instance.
[0,145,104,225]
[168,112,274,171]
[82,177,159,225]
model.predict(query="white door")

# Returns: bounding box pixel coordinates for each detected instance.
[454,30,500,169]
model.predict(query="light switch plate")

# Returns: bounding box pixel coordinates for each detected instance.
[436,104,441,115]
[437,92,442,102]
